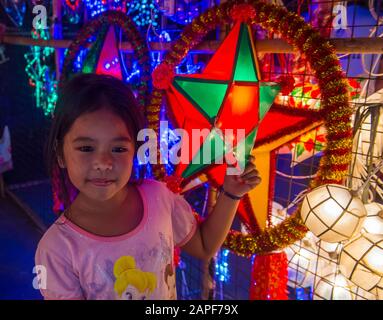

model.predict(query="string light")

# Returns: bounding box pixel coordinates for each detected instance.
[215,249,230,283]
[84,0,126,18]
[127,0,159,27]
[24,24,57,116]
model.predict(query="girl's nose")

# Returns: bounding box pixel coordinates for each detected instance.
[93,153,113,171]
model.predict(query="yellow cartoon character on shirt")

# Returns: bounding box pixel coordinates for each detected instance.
[113,256,157,300]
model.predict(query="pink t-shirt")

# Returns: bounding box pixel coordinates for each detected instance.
[35,179,197,300]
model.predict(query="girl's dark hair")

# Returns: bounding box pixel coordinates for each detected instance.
[45,73,146,212]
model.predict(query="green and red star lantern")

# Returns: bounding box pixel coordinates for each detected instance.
[162,21,280,181]
[60,10,150,110]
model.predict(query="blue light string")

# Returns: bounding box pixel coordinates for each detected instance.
[215,249,230,283]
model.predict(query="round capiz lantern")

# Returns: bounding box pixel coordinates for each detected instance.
[318,240,342,260]
[285,242,316,288]
[300,184,367,243]
[339,232,383,291]
[362,202,383,235]
[373,278,383,300]
[313,271,354,300]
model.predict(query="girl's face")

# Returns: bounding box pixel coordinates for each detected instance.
[61,108,135,201]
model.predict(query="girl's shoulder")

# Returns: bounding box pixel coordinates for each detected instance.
[36,215,72,253]
[138,178,172,195]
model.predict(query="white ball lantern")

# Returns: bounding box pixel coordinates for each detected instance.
[300,184,367,243]
[285,240,317,288]
[373,278,383,300]
[362,202,383,235]
[313,271,354,300]
[339,232,383,292]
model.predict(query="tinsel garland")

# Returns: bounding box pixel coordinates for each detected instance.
[60,10,151,110]
[148,0,352,256]
[250,252,288,300]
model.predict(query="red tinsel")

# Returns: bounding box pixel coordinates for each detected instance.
[163,175,183,194]
[277,75,295,95]
[250,252,288,300]
[230,4,256,23]
[152,63,175,90]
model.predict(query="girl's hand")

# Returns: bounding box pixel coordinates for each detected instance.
[222,155,261,198]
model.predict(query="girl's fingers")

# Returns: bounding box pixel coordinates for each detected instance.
[239,162,257,177]
[240,168,260,180]
[243,176,262,185]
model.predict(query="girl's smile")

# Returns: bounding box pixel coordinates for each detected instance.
[88,179,116,187]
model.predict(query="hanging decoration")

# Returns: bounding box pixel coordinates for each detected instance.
[156,0,212,25]
[313,270,355,300]
[339,232,383,293]
[277,126,327,167]
[300,184,367,243]
[215,249,230,283]
[249,252,288,300]
[84,0,127,18]
[24,26,58,116]
[81,24,123,80]
[127,0,159,27]
[158,21,280,182]
[362,202,383,235]
[60,10,150,109]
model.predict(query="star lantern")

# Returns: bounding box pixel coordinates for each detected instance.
[82,25,123,80]
[165,22,281,183]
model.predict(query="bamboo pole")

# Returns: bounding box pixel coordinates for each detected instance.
[3,35,383,54]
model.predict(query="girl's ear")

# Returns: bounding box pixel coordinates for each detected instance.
[57,155,66,169]
[54,139,66,168]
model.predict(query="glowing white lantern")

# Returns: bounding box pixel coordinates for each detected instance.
[339,232,383,291]
[314,271,354,300]
[318,240,342,260]
[362,202,383,235]
[300,184,367,243]
[285,242,316,288]
[373,278,383,300]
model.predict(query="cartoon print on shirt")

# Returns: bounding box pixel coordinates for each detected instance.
[86,260,117,299]
[159,232,172,264]
[134,242,159,267]
[113,256,157,300]
[164,263,176,299]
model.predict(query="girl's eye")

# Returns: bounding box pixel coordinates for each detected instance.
[77,146,94,152]
[112,147,128,153]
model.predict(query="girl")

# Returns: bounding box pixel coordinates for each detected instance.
[35,73,261,300]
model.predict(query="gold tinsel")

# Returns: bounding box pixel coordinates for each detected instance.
[326,138,353,150]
